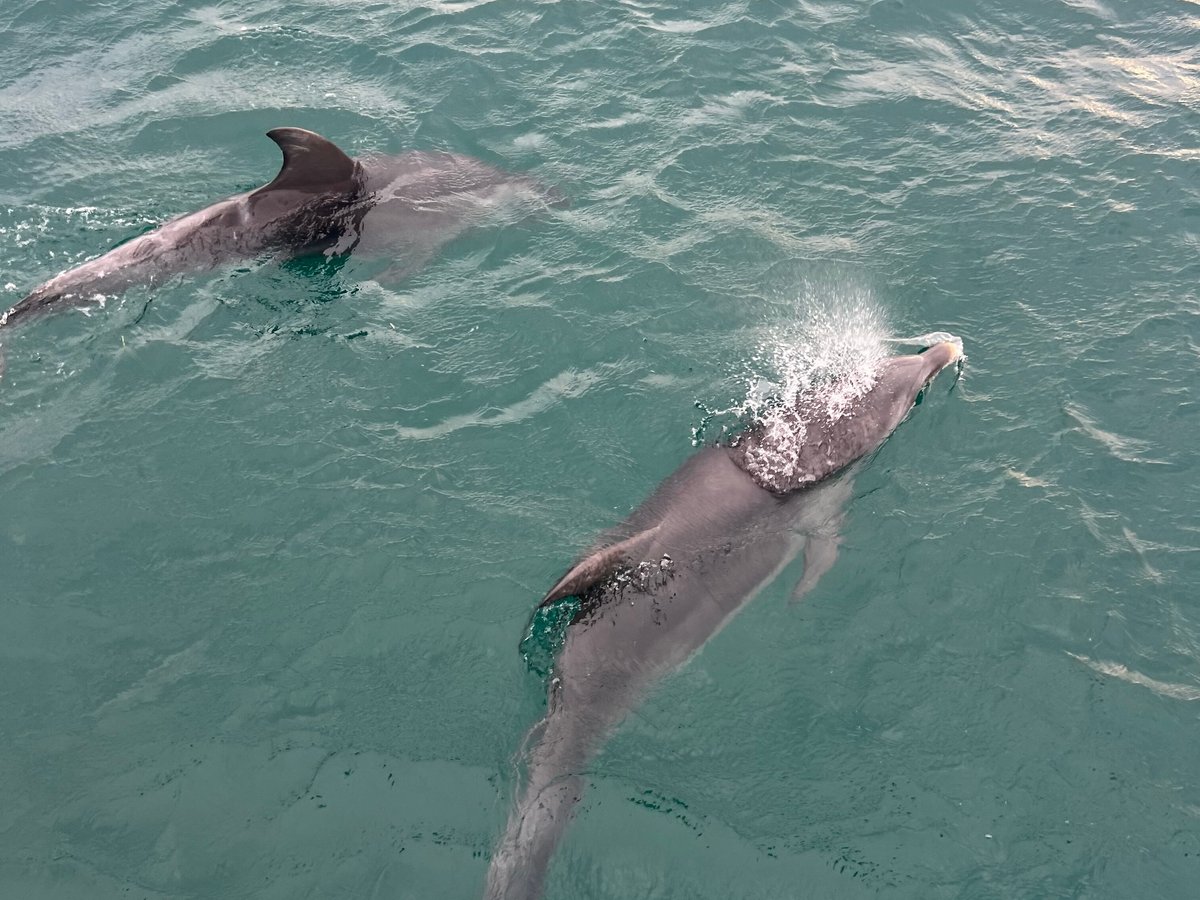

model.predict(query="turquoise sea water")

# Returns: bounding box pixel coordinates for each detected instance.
[2,1,1199,897]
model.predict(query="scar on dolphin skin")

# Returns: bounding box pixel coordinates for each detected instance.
[484,340,964,900]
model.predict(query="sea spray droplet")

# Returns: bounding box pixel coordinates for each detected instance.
[747,295,890,417]
[733,289,891,489]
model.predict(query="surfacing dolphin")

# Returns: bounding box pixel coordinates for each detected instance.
[484,339,964,900]
[1,127,564,344]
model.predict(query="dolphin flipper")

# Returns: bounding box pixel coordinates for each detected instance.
[539,526,662,606]
[790,495,848,604]
[790,533,842,603]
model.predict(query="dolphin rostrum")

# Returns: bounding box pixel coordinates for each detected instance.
[484,339,964,900]
[1,128,563,357]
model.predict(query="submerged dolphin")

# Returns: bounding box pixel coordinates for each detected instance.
[1,127,563,340]
[484,340,963,900]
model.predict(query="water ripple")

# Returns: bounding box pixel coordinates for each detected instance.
[3,1,1200,898]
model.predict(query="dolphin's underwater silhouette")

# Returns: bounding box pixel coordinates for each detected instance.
[484,339,964,900]
[1,128,563,372]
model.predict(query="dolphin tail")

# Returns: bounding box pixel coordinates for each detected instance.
[484,764,584,900]
[485,695,602,900]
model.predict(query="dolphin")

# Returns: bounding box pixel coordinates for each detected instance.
[484,340,964,900]
[1,128,563,358]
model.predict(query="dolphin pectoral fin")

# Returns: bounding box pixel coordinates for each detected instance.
[256,128,359,195]
[539,526,661,607]
[790,533,841,604]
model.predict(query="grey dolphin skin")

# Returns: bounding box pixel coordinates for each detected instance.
[1,127,563,344]
[484,340,963,900]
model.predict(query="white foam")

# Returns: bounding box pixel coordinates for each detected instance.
[1068,653,1200,701]
[724,289,888,489]
[733,288,890,486]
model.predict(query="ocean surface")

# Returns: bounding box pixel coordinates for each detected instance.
[2,1,1199,897]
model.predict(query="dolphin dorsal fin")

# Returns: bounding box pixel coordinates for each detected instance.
[256,128,358,195]
[539,525,661,606]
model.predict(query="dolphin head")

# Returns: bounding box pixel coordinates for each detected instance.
[890,338,963,407]
[730,338,963,493]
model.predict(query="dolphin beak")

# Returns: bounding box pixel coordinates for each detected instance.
[937,339,963,364]
[927,339,961,365]
[918,338,966,386]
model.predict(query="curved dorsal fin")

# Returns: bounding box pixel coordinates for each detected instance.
[539,526,662,607]
[255,128,358,195]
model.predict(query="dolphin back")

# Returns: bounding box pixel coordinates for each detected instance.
[731,343,962,493]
